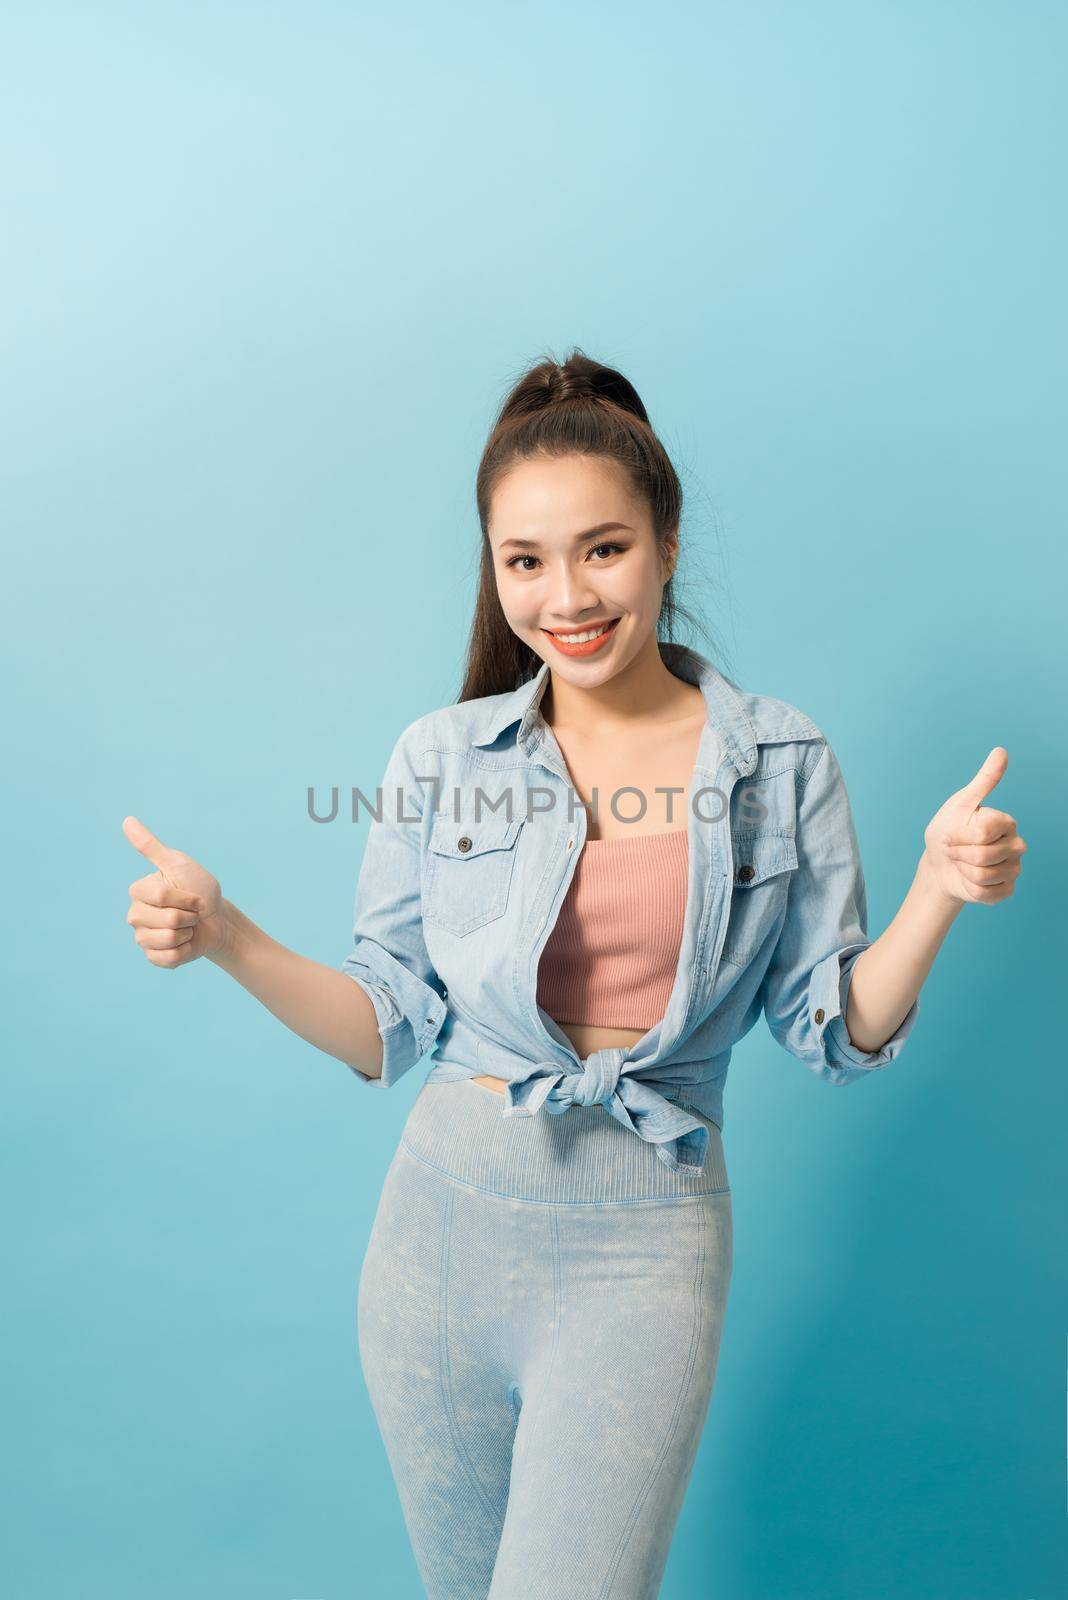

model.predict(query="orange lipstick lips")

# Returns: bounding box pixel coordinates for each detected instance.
[542,618,621,658]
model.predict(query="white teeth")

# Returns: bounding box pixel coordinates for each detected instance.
[550,621,616,644]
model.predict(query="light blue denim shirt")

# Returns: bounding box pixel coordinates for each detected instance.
[339,642,920,1174]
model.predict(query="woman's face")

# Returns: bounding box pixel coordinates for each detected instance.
[486,454,677,686]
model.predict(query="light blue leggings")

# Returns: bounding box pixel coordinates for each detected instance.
[357,1077,733,1599]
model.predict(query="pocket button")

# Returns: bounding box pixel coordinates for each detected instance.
[458,837,472,853]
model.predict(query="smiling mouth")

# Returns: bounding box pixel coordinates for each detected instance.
[542,618,621,644]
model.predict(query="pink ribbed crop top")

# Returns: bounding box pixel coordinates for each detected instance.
[535,829,689,1031]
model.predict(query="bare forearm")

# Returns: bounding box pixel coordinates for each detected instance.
[207,899,385,1078]
[844,851,962,1053]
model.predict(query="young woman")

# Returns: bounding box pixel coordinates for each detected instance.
[123,350,1027,1600]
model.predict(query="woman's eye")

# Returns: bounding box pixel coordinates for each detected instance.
[505,542,626,572]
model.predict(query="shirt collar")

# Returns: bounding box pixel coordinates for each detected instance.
[468,641,759,776]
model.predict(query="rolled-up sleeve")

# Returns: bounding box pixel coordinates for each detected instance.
[759,738,920,1087]
[340,725,447,1088]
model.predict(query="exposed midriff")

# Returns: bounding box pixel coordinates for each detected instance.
[471,1021,651,1094]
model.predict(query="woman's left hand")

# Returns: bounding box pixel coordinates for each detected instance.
[921,747,1027,905]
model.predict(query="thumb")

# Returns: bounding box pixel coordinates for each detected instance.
[122,815,174,869]
[961,747,1009,806]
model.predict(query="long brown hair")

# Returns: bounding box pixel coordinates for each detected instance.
[457,346,718,703]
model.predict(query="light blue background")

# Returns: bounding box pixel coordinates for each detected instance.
[3,3,1064,1596]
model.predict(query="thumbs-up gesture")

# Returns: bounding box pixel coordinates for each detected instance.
[922,748,1028,906]
[123,816,226,966]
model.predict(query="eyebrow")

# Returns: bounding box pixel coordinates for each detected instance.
[497,521,633,552]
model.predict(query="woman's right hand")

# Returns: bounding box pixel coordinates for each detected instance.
[123,815,227,967]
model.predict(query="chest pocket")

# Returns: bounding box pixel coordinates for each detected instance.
[720,829,799,967]
[423,813,526,938]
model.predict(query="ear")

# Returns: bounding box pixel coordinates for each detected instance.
[661,528,680,580]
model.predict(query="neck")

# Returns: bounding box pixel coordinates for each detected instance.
[543,632,697,734]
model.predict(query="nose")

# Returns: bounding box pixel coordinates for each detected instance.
[546,561,603,622]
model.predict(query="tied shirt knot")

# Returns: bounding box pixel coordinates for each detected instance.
[499,1047,712,1174]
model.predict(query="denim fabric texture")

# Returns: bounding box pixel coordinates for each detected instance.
[357,1076,734,1600]
[340,642,920,1174]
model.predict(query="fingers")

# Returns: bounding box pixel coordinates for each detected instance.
[948,835,1027,867]
[962,747,1008,803]
[941,818,1027,903]
[127,875,201,965]
[127,898,199,930]
[133,923,197,951]
[127,871,200,913]
[952,857,1023,889]
[123,815,173,868]
[142,942,199,968]
[964,807,1018,843]
[967,878,1017,904]
[124,822,209,967]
